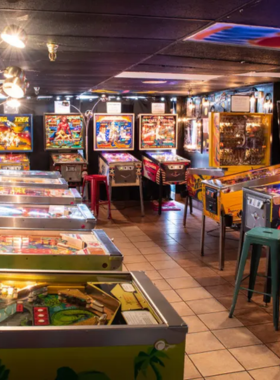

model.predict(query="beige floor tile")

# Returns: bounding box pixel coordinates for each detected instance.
[199,311,243,330]
[234,307,273,326]
[213,327,261,348]
[195,276,228,287]
[144,253,172,262]
[145,270,163,280]
[185,267,218,278]
[152,279,172,291]
[186,331,224,354]
[171,301,195,316]
[187,298,226,315]
[125,262,154,271]
[139,246,166,254]
[267,341,280,357]
[248,323,280,344]
[161,289,182,303]
[120,247,142,256]
[182,315,209,333]
[133,241,158,248]
[167,277,201,289]
[249,366,280,380]
[230,345,280,370]
[205,372,252,379]
[159,267,190,279]
[123,255,148,264]
[114,242,135,249]
[151,260,180,270]
[184,355,202,380]
[205,284,235,298]
[128,235,151,242]
[190,349,244,377]
[177,287,213,301]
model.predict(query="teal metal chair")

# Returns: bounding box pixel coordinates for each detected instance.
[229,227,280,330]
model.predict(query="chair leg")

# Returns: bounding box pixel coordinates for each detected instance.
[248,244,262,301]
[183,195,188,227]
[200,214,205,257]
[270,246,279,330]
[106,179,112,219]
[229,239,251,318]
[90,179,96,215]
[235,229,245,279]
[139,176,145,217]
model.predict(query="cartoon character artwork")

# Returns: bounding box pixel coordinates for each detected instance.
[94,114,134,150]
[44,114,84,150]
[139,115,177,150]
[0,115,33,152]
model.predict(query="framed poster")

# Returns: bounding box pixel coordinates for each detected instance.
[44,114,84,150]
[231,95,250,112]
[0,114,33,152]
[94,114,134,151]
[151,103,165,114]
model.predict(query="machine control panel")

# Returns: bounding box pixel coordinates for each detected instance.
[167,164,184,170]
[205,187,218,215]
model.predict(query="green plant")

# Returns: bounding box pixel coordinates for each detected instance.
[134,347,169,380]
[55,367,110,380]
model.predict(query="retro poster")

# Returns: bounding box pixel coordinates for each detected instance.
[44,114,84,150]
[0,114,33,152]
[94,114,134,151]
[139,114,177,150]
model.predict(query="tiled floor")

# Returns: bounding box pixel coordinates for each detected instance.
[96,200,280,379]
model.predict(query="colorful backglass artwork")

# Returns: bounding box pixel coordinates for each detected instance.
[0,114,33,152]
[44,114,84,150]
[139,114,177,150]
[187,23,280,50]
[94,114,134,151]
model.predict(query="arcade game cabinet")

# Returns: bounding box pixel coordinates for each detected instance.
[0,114,33,170]
[94,114,144,216]
[139,114,190,215]
[44,113,88,186]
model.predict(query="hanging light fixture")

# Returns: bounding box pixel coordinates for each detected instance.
[2,77,29,98]
[3,66,24,79]
[1,25,27,48]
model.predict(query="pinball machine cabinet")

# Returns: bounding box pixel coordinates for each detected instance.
[209,112,272,175]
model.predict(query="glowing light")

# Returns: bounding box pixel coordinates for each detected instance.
[6,98,20,108]
[1,25,27,48]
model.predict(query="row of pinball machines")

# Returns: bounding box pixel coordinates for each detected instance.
[0,169,188,379]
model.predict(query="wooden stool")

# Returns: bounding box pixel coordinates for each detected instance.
[82,175,111,219]
[229,227,280,330]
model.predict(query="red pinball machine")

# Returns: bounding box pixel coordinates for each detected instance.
[139,114,190,215]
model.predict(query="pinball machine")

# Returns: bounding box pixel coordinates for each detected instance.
[0,174,68,189]
[0,269,187,380]
[201,164,280,270]
[0,169,61,178]
[0,229,122,271]
[139,114,190,215]
[0,114,33,170]
[0,186,81,205]
[94,113,144,216]
[0,203,96,230]
[209,112,272,175]
[44,113,88,186]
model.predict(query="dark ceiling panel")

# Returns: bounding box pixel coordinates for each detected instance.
[0,0,248,20]
[159,40,280,65]
[221,0,280,28]
[0,11,207,40]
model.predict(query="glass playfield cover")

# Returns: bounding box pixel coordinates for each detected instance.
[139,114,178,150]
[94,114,134,151]
[0,114,33,152]
[44,114,84,150]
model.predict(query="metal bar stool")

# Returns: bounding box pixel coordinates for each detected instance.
[82,174,111,219]
[229,227,280,330]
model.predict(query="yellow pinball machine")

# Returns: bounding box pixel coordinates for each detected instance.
[209,112,272,175]
[200,164,280,271]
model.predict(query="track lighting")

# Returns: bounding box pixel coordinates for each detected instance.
[2,77,29,98]
[3,66,24,79]
[1,25,27,48]
[47,43,59,62]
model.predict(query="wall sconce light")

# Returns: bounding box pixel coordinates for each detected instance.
[1,25,27,48]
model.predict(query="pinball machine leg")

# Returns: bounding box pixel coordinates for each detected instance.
[200,214,205,256]
[183,195,188,227]
[189,196,193,214]
[158,174,163,216]
[139,176,145,217]
[219,214,226,271]
[108,179,113,219]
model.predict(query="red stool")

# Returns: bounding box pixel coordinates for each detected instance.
[81,175,111,219]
